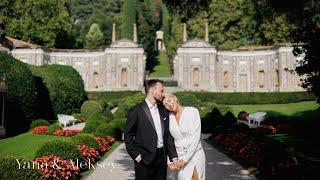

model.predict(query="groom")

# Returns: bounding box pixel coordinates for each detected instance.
[125,79,178,180]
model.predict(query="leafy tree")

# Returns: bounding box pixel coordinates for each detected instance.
[161,4,170,43]
[67,0,122,48]
[254,0,295,45]
[166,15,183,60]
[163,0,211,21]
[187,11,208,40]
[136,0,156,71]
[269,0,320,103]
[0,0,72,48]
[208,0,258,49]
[85,23,104,49]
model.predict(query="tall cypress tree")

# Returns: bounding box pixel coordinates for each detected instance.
[120,0,137,39]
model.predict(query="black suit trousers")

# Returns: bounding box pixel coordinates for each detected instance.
[134,147,167,180]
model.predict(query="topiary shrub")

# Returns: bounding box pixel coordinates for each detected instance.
[95,123,111,137]
[72,133,100,150]
[35,140,82,161]
[0,156,43,180]
[211,107,223,128]
[101,107,114,121]
[81,100,103,118]
[113,108,126,120]
[48,124,62,134]
[83,120,102,133]
[28,64,87,116]
[0,52,38,137]
[111,118,126,132]
[230,122,250,133]
[222,111,237,127]
[87,112,110,123]
[72,113,87,122]
[95,122,122,140]
[30,119,50,130]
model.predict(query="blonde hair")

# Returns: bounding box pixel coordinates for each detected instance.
[163,93,180,104]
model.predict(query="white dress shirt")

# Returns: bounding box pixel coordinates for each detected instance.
[145,99,163,148]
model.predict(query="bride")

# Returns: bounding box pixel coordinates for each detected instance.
[162,94,205,180]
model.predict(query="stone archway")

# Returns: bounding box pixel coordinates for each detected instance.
[121,68,128,87]
[192,67,200,87]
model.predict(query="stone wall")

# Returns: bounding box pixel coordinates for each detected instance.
[4,37,304,92]
[175,39,304,92]
[9,39,146,91]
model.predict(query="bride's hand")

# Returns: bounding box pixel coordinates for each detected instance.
[176,159,187,168]
[168,162,179,171]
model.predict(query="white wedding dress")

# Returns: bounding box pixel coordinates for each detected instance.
[167,107,206,180]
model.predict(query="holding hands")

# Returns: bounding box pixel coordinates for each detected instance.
[168,159,187,171]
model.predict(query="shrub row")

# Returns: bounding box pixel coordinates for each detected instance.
[0,156,43,180]
[87,91,142,102]
[174,91,316,105]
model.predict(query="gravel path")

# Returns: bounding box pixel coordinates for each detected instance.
[85,143,135,180]
[63,122,85,130]
[85,134,256,180]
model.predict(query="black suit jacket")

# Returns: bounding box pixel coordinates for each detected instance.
[124,101,178,165]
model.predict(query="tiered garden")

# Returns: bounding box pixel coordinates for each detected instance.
[1,52,320,179]
[0,52,144,179]
[174,92,320,179]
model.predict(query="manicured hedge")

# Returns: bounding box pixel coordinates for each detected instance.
[28,64,87,116]
[0,52,38,136]
[35,140,82,161]
[81,100,103,118]
[83,120,102,133]
[87,91,142,102]
[48,124,62,134]
[174,92,316,105]
[0,156,43,180]
[30,119,50,130]
[72,133,100,150]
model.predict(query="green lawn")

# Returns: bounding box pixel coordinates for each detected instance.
[149,52,172,77]
[229,101,319,117]
[0,132,71,160]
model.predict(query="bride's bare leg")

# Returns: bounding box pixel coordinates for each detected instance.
[191,167,199,180]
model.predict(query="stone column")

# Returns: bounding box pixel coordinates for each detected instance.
[133,23,137,43]
[205,23,209,42]
[183,23,187,42]
[112,23,116,43]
